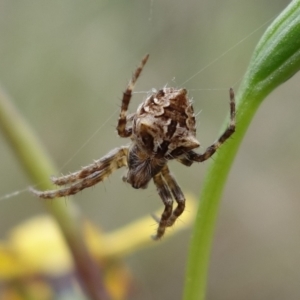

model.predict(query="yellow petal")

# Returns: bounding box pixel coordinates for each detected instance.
[87,193,197,258]
[9,215,73,276]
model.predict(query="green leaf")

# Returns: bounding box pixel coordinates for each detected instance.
[183,1,300,299]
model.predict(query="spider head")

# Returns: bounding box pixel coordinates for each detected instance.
[124,144,165,189]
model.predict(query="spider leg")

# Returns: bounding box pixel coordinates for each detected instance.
[30,147,128,199]
[176,156,193,167]
[187,88,236,163]
[161,165,185,227]
[152,172,173,240]
[117,54,149,138]
[52,147,128,186]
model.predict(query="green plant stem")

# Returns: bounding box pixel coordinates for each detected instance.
[183,1,300,299]
[0,87,110,300]
[183,86,261,300]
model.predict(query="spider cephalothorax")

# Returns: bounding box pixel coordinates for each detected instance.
[31,54,235,240]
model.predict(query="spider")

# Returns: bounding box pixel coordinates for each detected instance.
[31,54,236,240]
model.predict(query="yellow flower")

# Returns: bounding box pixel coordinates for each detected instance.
[0,194,196,299]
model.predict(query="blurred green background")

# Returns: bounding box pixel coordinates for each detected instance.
[1,0,300,299]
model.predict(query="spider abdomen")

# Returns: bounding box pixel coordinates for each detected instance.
[132,87,200,159]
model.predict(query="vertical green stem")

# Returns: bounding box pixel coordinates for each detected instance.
[0,87,110,300]
[183,89,262,300]
[183,1,300,299]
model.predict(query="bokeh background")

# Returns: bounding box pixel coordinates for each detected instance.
[1,0,300,299]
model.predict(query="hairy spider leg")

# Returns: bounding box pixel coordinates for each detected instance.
[160,165,185,227]
[117,54,149,138]
[153,171,173,240]
[186,88,236,163]
[152,165,186,240]
[51,147,128,186]
[30,147,128,199]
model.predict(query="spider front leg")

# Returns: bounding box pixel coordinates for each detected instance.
[30,147,128,199]
[160,165,185,227]
[117,54,149,138]
[152,165,186,240]
[152,172,173,240]
[189,88,236,163]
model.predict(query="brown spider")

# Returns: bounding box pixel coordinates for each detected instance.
[31,54,236,240]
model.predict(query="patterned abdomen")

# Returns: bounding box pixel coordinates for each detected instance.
[132,87,200,158]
